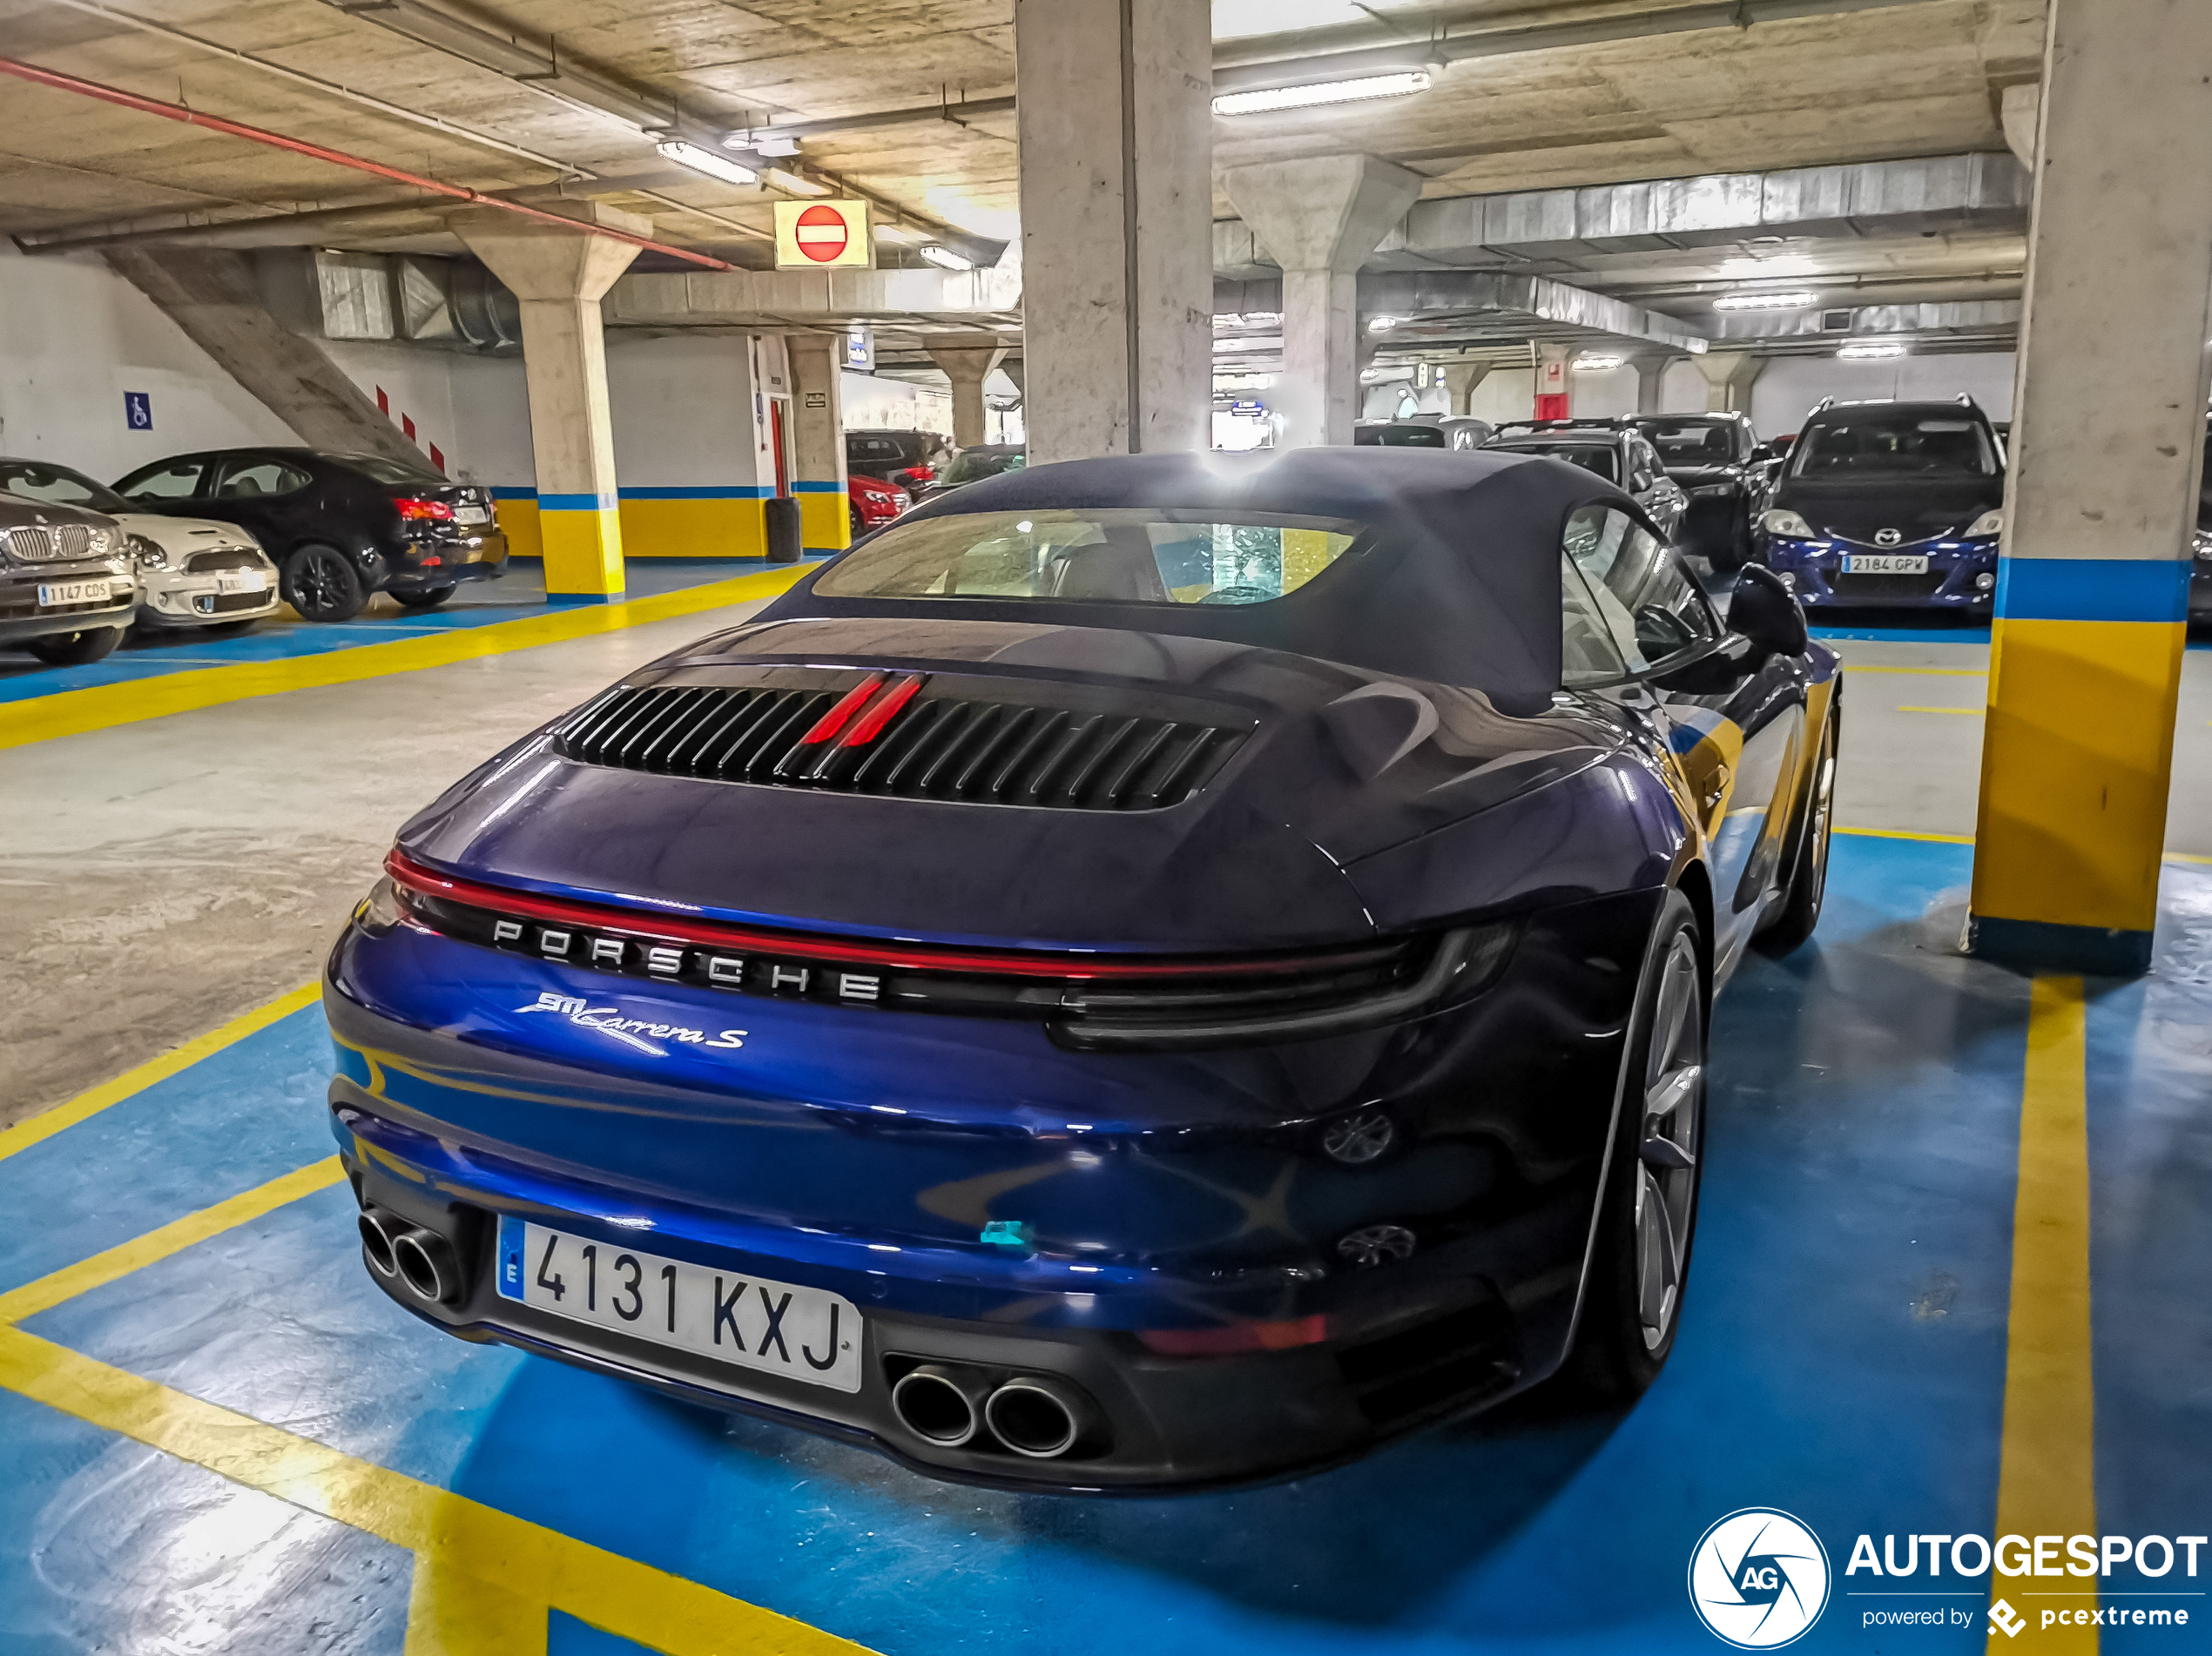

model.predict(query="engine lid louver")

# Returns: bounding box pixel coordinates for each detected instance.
[552,670,1253,811]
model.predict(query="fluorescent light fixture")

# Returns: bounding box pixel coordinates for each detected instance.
[1242,310,1280,326]
[1838,340,1908,360]
[1713,290,1819,312]
[1574,353,1625,372]
[1212,69,1431,118]
[1213,313,1246,327]
[919,244,974,271]
[764,167,830,197]
[755,136,802,157]
[658,140,757,186]
[1366,315,1399,333]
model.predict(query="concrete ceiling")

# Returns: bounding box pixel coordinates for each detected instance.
[0,0,2047,362]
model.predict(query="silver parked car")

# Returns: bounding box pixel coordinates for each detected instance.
[0,459,279,636]
[0,488,136,665]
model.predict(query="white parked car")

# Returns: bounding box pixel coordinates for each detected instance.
[0,458,280,634]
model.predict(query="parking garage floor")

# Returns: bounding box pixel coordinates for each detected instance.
[4,615,2212,1653]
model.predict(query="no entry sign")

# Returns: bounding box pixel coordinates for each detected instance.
[774,199,873,269]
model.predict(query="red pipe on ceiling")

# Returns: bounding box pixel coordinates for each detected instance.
[0,53,735,272]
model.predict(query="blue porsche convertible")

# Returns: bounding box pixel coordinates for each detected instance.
[326,448,1839,1491]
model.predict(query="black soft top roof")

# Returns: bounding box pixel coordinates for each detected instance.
[760,448,1628,713]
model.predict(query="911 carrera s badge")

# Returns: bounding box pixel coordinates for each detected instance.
[516,990,745,1056]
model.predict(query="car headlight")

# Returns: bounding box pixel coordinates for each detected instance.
[1760,508,1815,539]
[893,492,911,508]
[1964,508,2005,539]
[129,534,170,570]
[2193,529,2212,562]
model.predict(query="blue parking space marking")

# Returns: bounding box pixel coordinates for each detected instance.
[0,1007,335,1297]
[5,841,2211,1652]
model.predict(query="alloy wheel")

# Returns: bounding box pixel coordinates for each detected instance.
[1634,932,1704,1350]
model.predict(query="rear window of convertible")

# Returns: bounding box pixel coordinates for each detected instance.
[813,508,1362,606]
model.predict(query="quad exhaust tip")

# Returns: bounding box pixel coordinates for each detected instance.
[890,1364,985,1446]
[360,1206,462,1305]
[983,1375,1087,1459]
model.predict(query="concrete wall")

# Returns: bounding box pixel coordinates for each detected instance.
[607,332,774,560]
[0,246,297,481]
[319,340,532,487]
[1750,350,2017,438]
[844,372,955,438]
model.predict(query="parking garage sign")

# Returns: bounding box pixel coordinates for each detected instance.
[775,199,873,270]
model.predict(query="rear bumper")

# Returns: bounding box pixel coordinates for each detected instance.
[389,530,509,590]
[321,885,1656,1487]
[337,1094,1539,1492]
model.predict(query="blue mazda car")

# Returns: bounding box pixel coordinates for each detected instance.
[326,448,1839,1491]
[1757,397,2006,615]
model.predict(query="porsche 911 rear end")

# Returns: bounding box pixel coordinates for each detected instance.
[325,457,1687,1490]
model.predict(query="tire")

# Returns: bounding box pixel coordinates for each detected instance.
[1754,711,1838,955]
[391,584,455,609]
[1563,888,1707,1401]
[281,544,368,623]
[1709,508,1752,575]
[850,504,867,540]
[27,626,124,666]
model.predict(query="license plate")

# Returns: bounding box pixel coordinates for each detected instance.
[1842,554,1929,575]
[457,505,491,525]
[216,572,267,594]
[495,1217,862,1393]
[37,579,110,607]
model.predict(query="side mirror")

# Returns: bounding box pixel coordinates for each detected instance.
[1730,563,1808,658]
[1749,442,1777,463]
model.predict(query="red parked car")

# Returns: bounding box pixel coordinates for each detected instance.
[848,473,910,539]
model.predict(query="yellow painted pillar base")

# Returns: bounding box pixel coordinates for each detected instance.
[795,483,851,555]
[536,500,625,602]
[1967,566,2188,975]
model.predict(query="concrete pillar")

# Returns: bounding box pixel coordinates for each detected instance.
[1693,351,1764,414]
[1534,343,1572,421]
[1966,0,2212,976]
[1631,352,1679,415]
[452,205,644,602]
[1221,155,1423,447]
[1440,360,1489,418]
[926,334,1008,449]
[786,331,849,555]
[1015,0,1211,463]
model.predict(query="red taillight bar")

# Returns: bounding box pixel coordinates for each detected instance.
[798,673,886,744]
[385,850,1397,983]
[395,497,454,522]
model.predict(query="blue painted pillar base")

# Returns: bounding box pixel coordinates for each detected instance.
[544,592,622,606]
[1966,914,2155,977]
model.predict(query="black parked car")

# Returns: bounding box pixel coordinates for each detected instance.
[1628,413,1766,571]
[1755,398,2006,616]
[846,430,951,496]
[2193,433,2212,626]
[1481,421,1689,543]
[918,444,1027,501]
[111,449,507,623]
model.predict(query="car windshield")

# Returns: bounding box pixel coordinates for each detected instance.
[1637,421,1737,465]
[0,461,129,513]
[945,450,1028,486]
[326,452,444,488]
[1355,425,1448,448]
[1495,442,1618,483]
[813,508,1362,606]
[1790,414,1997,479]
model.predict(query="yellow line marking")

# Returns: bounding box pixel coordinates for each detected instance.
[0,1157,346,1325]
[0,981,320,1164]
[1841,663,1990,677]
[1990,975,2098,1650]
[0,1326,873,1656]
[0,1161,873,1655]
[2165,851,2212,865]
[0,564,810,751]
[1897,703,1986,715]
[1836,825,1978,845]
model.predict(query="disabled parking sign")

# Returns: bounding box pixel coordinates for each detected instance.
[124,391,152,430]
